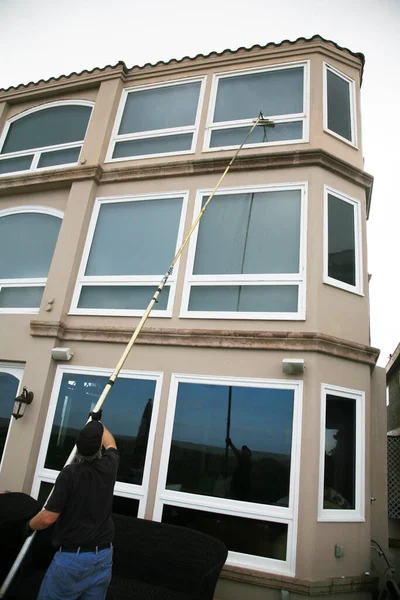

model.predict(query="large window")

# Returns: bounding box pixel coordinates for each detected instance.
[106,78,205,161]
[323,63,357,146]
[323,186,362,295]
[0,206,63,313]
[154,375,302,575]
[0,363,24,471]
[181,184,307,319]
[318,384,365,522]
[32,365,162,517]
[0,101,94,176]
[204,62,308,151]
[71,192,187,316]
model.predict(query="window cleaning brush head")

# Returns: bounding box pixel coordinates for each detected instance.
[255,111,275,127]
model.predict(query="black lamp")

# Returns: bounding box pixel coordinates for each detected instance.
[12,387,34,420]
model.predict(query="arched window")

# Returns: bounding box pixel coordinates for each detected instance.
[0,101,94,176]
[0,207,63,312]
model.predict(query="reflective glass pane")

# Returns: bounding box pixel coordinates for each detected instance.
[210,122,303,147]
[0,155,33,174]
[78,285,169,311]
[328,194,356,286]
[112,134,193,158]
[188,285,298,313]
[0,372,20,462]
[112,496,139,517]
[163,505,287,560]
[167,382,294,506]
[44,373,156,485]
[118,82,201,134]
[327,70,352,141]
[0,286,44,308]
[85,198,182,276]
[37,147,81,168]
[37,481,53,507]
[324,395,356,509]
[214,68,304,122]
[2,105,92,153]
[193,191,301,275]
[0,213,61,278]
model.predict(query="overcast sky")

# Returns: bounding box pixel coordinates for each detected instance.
[0,0,399,367]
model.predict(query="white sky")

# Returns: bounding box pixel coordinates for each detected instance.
[0,0,399,367]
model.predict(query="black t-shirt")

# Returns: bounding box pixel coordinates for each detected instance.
[45,448,119,547]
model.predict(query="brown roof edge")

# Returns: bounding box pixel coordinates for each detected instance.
[386,342,400,376]
[0,34,365,94]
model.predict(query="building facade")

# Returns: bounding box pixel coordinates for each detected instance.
[0,35,387,599]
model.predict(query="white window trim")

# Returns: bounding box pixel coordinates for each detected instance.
[323,185,363,296]
[0,205,63,314]
[318,383,365,522]
[180,182,308,320]
[70,191,188,317]
[105,76,206,163]
[153,373,303,576]
[0,100,95,177]
[31,364,163,518]
[0,362,24,474]
[323,62,358,148]
[203,60,310,152]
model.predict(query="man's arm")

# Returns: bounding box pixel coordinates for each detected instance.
[28,508,59,532]
[102,425,117,450]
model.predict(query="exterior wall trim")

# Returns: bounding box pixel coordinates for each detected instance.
[30,321,380,365]
[0,150,373,215]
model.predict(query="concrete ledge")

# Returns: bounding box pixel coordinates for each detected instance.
[30,321,380,366]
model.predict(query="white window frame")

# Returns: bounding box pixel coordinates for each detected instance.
[203,60,310,152]
[105,76,206,163]
[70,191,188,317]
[31,364,163,518]
[0,362,24,474]
[153,374,303,576]
[323,62,357,148]
[180,183,308,320]
[0,100,95,177]
[318,383,365,522]
[323,185,363,295]
[0,205,63,314]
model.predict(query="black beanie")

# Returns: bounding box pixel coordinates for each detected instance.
[76,421,103,457]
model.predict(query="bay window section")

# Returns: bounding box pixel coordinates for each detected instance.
[107,78,205,161]
[32,366,162,518]
[71,193,187,316]
[205,63,308,150]
[181,184,306,319]
[324,186,362,294]
[319,384,365,522]
[323,63,356,145]
[154,375,302,575]
[0,101,93,175]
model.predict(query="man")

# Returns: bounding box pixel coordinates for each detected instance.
[27,411,119,600]
[225,437,252,501]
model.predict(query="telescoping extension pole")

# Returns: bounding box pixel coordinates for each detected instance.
[0,112,274,598]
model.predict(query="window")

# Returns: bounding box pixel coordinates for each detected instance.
[204,62,308,151]
[32,365,162,517]
[181,184,307,319]
[154,375,303,575]
[0,206,63,313]
[0,363,24,471]
[319,384,365,522]
[0,101,94,176]
[323,63,357,146]
[323,186,362,294]
[107,78,205,161]
[71,192,187,316]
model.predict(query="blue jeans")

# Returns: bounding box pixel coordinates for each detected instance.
[37,546,113,600]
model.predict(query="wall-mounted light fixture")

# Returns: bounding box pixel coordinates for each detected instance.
[51,347,74,361]
[282,359,305,375]
[12,387,34,420]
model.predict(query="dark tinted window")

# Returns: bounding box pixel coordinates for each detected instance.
[327,69,352,141]
[327,193,356,286]
[0,372,19,462]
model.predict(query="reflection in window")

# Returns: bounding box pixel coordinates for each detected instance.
[162,504,287,561]
[0,372,20,463]
[166,383,294,507]
[326,192,359,291]
[44,373,156,485]
[323,394,356,510]
[326,67,354,143]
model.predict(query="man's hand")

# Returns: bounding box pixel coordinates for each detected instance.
[24,520,34,537]
[89,409,102,421]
